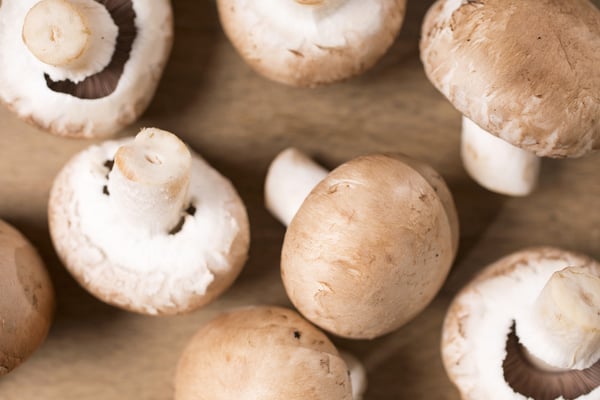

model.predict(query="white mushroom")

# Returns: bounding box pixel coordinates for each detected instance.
[421,0,600,196]
[217,0,407,87]
[48,128,250,315]
[266,148,459,339]
[0,0,173,138]
[175,306,367,400]
[443,247,600,400]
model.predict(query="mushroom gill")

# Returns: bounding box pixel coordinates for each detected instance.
[503,323,600,400]
[45,0,136,99]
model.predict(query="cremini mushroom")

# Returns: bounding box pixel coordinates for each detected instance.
[48,128,250,315]
[265,148,459,339]
[175,306,367,400]
[420,0,600,196]
[443,247,600,400]
[217,0,407,87]
[0,220,54,375]
[0,0,173,138]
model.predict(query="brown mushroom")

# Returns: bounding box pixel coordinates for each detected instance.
[420,0,600,196]
[217,0,407,87]
[0,220,54,376]
[175,306,367,400]
[265,148,459,339]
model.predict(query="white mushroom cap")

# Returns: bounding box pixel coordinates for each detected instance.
[443,247,600,400]
[217,0,406,87]
[48,128,250,315]
[0,0,173,138]
[0,220,54,376]
[175,306,360,400]
[282,154,459,339]
[421,0,600,157]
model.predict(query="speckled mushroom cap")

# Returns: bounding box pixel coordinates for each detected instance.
[0,0,173,138]
[48,130,250,315]
[0,220,54,376]
[217,0,406,87]
[282,154,459,339]
[420,0,600,157]
[443,247,600,400]
[175,306,353,400]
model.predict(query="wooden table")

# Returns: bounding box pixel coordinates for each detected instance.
[1,1,599,398]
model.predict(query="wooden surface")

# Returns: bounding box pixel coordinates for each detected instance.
[1,1,600,399]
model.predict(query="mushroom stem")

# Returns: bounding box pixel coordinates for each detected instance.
[340,351,368,400]
[22,0,117,73]
[107,129,192,235]
[265,148,328,226]
[461,116,540,196]
[515,266,600,370]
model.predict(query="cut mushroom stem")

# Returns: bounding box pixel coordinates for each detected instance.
[107,128,192,235]
[516,266,600,370]
[339,351,368,400]
[22,0,117,73]
[461,116,540,196]
[265,148,328,226]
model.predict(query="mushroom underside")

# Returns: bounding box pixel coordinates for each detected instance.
[503,324,600,399]
[45,0,136,99]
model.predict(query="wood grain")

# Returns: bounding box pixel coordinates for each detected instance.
[0,1,599,399]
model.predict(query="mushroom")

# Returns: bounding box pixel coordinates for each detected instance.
[175,306,367,400]
[216,0,407,87]
[265,148,459,339]
[420,0,600,196]
[48,128,250,315]
[0,220,54,375]
[0,0,173,138]
[443,247,600,400]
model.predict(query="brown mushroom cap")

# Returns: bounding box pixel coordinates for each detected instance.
[0,220,54,375]
[421,0,600,157]
[175,306,353,400]
[217,0,406,87]
[282,154,458,339]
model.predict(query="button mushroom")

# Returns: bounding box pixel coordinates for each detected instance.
[0,0,173,138]
[48,128,250,315]
[0,220,54,375]
[443,247,600,400]
[175,306,367,400]
[420,0,600,196]
[217,0,407,87]
[265,148,459,339]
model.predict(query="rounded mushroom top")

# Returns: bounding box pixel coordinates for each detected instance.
[217,0,406,87]
[0,220,54,376]
[175,306,353,400]
[0,0,173,138]
[282,154,458,339]
[421,0,600,157]
[48,128,250,315]
[443,247,600,400]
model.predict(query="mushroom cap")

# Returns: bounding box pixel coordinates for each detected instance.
[175,306,353,400]
[0,220,54,375]
[217,0,406,87]
[420,0,600,157]
[0,0,173,138]
[48,137,250,315]
[442,247,600,400]
[282,154,458,339]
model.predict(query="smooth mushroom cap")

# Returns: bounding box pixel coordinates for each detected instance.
[0,220,54,375]
[442,247,600,400]
[175,306,353,400]
[282,154,458,339]
[217,0,406,87]
[48,135,250,315]
[0,0,173,138]
[421,0,600,157]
